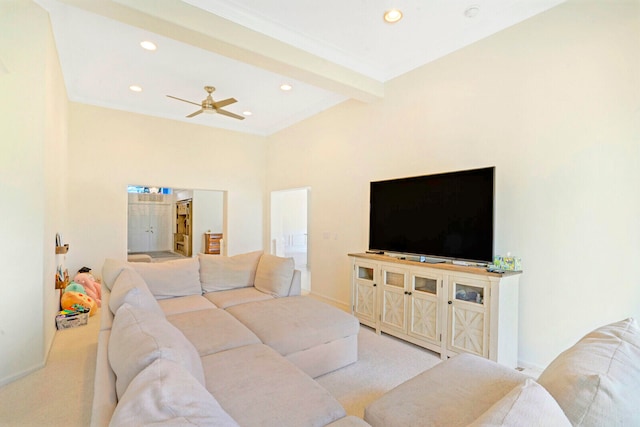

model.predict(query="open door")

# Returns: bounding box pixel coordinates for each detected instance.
[271,188,310,292]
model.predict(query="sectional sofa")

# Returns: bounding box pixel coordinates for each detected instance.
[92,250,639,426]
[92,251,365,427]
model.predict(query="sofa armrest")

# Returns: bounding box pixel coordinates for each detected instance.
[288,270,302,296]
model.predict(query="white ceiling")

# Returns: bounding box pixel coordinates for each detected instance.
[36,0,565,136]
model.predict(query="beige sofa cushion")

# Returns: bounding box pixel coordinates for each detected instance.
[157,294,217,315]
[201,343,346,427]
[469,379,570,426]
[108,268,164,317]
[254,253,295,297]
[110,358,239,427]
[167,309,260,357]
[108,303,205,399]
[364,353,528,427]
[131,257,201,299]
[537,318,640,426]
[199,251,263,292]
[203,287,273,309]
[226,296,359,357]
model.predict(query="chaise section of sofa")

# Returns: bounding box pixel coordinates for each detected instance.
[227,296,360,378]
[364,318,640,427]
[364,353,529,427]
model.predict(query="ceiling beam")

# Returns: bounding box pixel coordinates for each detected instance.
[56,0,384,102]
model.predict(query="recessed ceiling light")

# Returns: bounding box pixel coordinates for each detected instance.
[383,9,403,23]
[280,84,292,91]
[129,85,142,92]
[464,5,480,18]
[140,40,157,51]
[243,111,253,116]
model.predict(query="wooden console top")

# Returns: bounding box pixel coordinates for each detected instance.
[348,253,522,277]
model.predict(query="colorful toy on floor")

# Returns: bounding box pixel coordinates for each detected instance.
[61,291,97,316]
[64,281,86,295]
[70,304,90,313]
[73,272,102,307]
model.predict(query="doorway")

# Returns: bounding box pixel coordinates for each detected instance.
[127,186,226,260]
[270,188,310,292]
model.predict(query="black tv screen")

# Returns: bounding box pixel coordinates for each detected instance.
[369,167,495,263]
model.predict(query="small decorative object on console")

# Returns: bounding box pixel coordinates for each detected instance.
[493,254,522,271]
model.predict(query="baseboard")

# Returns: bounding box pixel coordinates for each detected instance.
[0,361,45,388]
[307,291,350,313]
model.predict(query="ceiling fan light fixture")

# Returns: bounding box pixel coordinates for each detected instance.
[383,9,403,23]
[167,85,245,120]
[243,111,253,116]
[280,84,292,91]
[140,40,157,51]
[129,85,142,92]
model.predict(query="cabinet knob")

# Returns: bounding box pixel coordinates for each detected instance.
[408,291,412,295]
[373,283,377,287]
[448,300,452,304]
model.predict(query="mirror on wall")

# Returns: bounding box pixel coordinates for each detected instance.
[127,185,226,262]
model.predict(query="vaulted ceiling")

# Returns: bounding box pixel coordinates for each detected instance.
[36,0,566,135]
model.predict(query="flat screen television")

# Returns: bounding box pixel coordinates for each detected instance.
[369,167,495,263]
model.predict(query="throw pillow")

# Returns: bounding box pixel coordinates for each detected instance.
[108,268,164,317]
[111,358,239,427]
[199,251,263,292]
[108,303,205,399]
[537,318,640,426]
[469,379,571,426]
[253,254,295,297]
[131,257,201,299]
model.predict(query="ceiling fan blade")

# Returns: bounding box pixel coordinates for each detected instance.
[186,109,204,118]
[213,97,237,109]
[167,95,202,107]
[216,109,245,120]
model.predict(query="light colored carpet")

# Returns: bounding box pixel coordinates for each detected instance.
[0,312,440,426]
[0,311,100,427]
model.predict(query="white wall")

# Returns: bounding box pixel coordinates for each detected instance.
[192,190,225,254]
[0,1,68,386]
[266,0,640,369]
[66,103,267,275]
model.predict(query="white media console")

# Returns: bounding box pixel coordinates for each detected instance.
[349,253,522,367]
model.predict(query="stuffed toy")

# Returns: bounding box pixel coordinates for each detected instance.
[61,291,97,316]
[64,281,86,295]
[73,272,102,307]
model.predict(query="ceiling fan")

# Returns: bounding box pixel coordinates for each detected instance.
[166,85,244,120]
